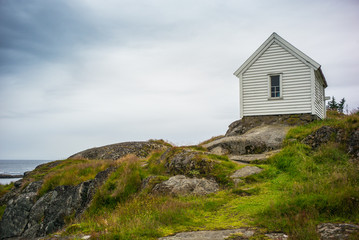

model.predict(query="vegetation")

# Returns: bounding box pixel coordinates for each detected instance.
[0,182,14,220]
[21,159,119,197]
[256,111,359,239]
[327,96,347,113]
[2,112,358,239]
[41,112,355,239]
[0,182,14,199]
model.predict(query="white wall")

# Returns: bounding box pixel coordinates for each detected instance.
[241,42,312,116]
[314,70,325,119]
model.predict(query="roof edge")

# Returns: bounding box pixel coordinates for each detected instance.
[234,32,322,77]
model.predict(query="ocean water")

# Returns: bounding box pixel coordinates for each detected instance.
[0,160,52,185]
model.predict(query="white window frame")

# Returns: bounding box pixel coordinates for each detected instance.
[268,73,283,100]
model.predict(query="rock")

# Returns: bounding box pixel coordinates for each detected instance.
[225,114,317,136]
[141,175,167,191]
[164,149,215,176]
[0,167,114,239]
[317,223,359,240]
[152,175,219,196]
[0,181,42,238]
[229,150,281,164]
[348,128,359,158]
[68,140,169,160]
[226,120,244,136]
[303,126,337,149]
[158,228,255,240]
[265,232,288,240]
[204,125,290,156]
[231,166,263,179]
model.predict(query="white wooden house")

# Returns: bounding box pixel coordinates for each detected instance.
[234,32,328,120]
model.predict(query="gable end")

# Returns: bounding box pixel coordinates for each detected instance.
[234,33,324,79]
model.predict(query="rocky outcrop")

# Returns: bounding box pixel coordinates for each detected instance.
[317,223,359,240]
[0,181,42,239]
[164,149,215,176]
[68,140,169,160]
[225,114,317,136]
[303,126,337,149]
[0,167,114,239]
[152,175,219,196]
[303,126,359,158]
[158,228,255,240]
[231,166,263,179]
[229,150,281,164]
[158,228,290,240]
[348,128,359,158]
[265,233,288,240]
[204,125,290,157]
[230,166,263,186]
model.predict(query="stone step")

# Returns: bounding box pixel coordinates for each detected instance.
[229,149,281,164]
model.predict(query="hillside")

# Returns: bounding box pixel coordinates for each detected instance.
[0,111,358,240]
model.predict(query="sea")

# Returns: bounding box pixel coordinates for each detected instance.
[0,160,53,185]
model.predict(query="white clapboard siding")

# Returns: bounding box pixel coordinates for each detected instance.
[242,42,312,116]
[234,33,327,119]
[314,70,325,119]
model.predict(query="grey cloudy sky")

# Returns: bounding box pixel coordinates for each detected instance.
[1,0,358,160]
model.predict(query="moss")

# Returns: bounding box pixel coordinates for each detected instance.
[0,205,6,220]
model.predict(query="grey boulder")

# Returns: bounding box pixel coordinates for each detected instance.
[152,175,219,196]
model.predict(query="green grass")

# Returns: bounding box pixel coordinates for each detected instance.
[67,187,279,239]
[37,159,118,197]
[0,182,14,199]
[88,155,146,214]
[255,113,359,239]
[0,205,6,220]
[16,112,359,239]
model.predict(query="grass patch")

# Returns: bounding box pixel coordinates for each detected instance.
[255,113,359,239]
[66,188,277,239]
[88,155,145,214]
[0,205,6,220]
[0,182,14,199]
[37,159,118,197]
[146,150,167,175]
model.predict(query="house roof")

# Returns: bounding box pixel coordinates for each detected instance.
[233,32,327,87]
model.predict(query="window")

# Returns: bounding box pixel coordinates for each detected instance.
[269,74,282,98]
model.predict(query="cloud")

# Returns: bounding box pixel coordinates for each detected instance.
[0,0,359,159]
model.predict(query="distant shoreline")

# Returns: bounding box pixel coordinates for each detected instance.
[0,174,23,178]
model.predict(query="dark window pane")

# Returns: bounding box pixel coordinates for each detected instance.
[271,75,280,86]
[271,92,275,97]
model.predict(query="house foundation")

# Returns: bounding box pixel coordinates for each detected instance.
[225,113,320,136]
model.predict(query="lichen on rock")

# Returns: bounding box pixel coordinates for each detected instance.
[68,140,169,160]
[152,175,219,196]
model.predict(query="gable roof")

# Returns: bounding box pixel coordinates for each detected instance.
[234,32,327,87]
